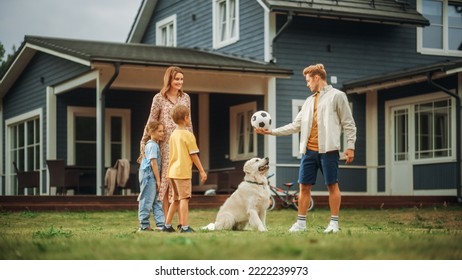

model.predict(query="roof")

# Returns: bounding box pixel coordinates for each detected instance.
[343,59,462,94]
[260,0,429,26]
[0,36,292,97]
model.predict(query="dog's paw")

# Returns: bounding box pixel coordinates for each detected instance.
[258,226,268,232]
[201,223,216,231]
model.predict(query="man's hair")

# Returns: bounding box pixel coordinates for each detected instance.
[303,64,327,80]
[171,104,189,124]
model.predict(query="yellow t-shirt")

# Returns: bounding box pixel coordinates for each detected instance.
[167,129,199,179]
[307,92,319,151]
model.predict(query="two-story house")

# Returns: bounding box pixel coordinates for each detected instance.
[128,0,461,199]
[1,0,461,201]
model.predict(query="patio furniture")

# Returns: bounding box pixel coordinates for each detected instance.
[46,159,80,195]
[13,161,40,195]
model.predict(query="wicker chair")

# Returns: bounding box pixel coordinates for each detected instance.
[13,161,40,195]
[46,159,80,195]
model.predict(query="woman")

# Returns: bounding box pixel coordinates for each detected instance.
[140,66,193,215]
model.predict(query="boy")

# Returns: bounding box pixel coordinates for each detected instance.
[162,105,207,233]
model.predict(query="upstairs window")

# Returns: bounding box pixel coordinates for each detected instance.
[156,15,176,47]
[418,0,462,56]
[213,0,239,49]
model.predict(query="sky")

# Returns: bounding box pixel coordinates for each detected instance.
[0,0,143,58]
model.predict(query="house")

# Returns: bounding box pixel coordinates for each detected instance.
[0,36,291,195]
[1,0,461,200]
[126,0,461,199]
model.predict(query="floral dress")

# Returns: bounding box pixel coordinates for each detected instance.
[141,92,192,203]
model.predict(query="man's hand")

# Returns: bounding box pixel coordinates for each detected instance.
[254,127,272,135]
[344,149,355,164]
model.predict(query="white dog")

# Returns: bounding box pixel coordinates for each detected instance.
[203,157,271,232]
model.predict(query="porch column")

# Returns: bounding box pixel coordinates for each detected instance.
[46,86,57,195]
[365,91,378,195]
[267,77,277,180]
[198,93,210,172]
[96,76,105,196]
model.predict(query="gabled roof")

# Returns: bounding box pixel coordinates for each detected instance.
[260,0,429,26]
[344,59,462,94]
[0,36,293,96]
[126,0,157,43]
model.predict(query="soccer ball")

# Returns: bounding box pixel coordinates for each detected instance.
[251,110,272,129]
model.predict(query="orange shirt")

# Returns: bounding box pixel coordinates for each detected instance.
[307,92,319,151]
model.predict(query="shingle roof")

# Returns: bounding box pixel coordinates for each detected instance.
[24,36,293,76]
[261,0,429,26]
[343,59,462,93]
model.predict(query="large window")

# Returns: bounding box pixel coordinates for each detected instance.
[230,102,256,161]
[390,94,455,164]
[6,110,42,195]
[213,0,239,49]
[156,15,176,47]
[415,100,452,159]
[68,107,131,167]
[418,0,462,56]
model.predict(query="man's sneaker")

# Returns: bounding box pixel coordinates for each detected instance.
[289,222,306,232]
[138,226,154,232]
[323,222,340,233]
[161,225,176,233]
[180,227,195,233]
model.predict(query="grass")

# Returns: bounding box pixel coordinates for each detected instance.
[1,206,461,260]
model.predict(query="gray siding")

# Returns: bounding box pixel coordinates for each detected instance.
[3,52,88,192]
[143,0,265,60]
[414,163,458,190]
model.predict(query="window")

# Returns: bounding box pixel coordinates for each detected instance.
[418,0,462,56]
[156,15,176,47]
[213,0,239,49]
[68,107,131,167]
[230,102,256,160]
[415,100,452,159]
[6,109,42,195]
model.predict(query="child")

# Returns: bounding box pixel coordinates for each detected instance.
[137,120,165,231]
[162,105,207,233]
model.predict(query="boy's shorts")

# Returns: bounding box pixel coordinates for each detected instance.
[170,179,192,200]
[298,150,339,185]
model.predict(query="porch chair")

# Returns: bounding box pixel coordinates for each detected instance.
[46,159,80,195]
[13,161,40,195]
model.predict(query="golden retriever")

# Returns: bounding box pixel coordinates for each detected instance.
[203,157,271,232]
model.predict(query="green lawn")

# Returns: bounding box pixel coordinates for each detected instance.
[1,206,461,260]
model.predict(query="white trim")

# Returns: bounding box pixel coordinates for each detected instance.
[385,92,457,194]
[54,71,99,95]
[229,101,257,161]
[267,77,277,184]
[155,14,177,47]
[67,106,131,167]
[26,43,91,66]
[5,108,43,195]
[366,91,379,195]
[212,0,240,49]
[291,99,305,158]
[416,0,462,58]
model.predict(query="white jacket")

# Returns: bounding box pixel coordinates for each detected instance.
[272,85,356,154]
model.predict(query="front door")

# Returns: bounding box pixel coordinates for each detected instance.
[389,105,413,195]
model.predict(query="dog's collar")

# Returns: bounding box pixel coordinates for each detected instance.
[245,180,265,186]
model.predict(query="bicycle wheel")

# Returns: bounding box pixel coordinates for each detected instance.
[292,193,314,211]
[268,195,276,211]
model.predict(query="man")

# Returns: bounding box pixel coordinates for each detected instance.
[255,63,356,233]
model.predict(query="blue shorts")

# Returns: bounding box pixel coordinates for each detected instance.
[298,150,339,185]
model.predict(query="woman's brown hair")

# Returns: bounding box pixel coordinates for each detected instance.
[160,66,184,97]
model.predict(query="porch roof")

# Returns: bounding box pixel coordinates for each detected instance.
[0,36,292,97]
[343,59,462,94]
[260,0,429,27]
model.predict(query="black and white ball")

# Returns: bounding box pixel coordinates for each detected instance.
[251,111,272,129]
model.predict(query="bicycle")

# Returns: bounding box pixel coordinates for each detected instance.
[267,174,314,211]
